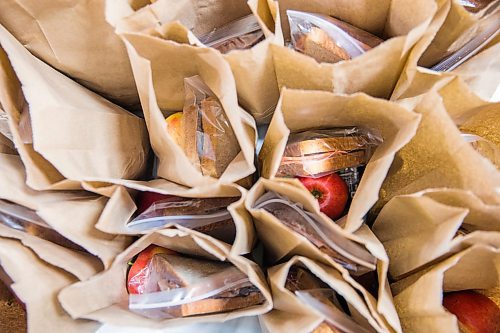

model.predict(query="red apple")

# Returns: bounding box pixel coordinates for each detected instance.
[127,245,175,294]
[298,173,349,220]
[443,290,500,333]
[136,191,177,215]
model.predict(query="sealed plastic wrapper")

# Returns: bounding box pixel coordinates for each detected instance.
[287,10,384,64]
[59,229,272,329]
[128,247,265,319]
[129,195,239,244]
[253,191,376,275]
[0,200,85,253]
[166,75,241,179]
[198,15,265,54]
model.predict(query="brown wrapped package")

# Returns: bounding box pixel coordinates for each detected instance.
[59,228,272,329]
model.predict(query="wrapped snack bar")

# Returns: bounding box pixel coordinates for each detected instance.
[59,229,272,328]
[262,256,401,333]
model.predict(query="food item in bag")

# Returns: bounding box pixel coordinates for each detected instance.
[127,246,265,319]
[287,10,383,64]
[277,127,381,219]
[130,192,238,243]
[286,266,373,333]
[198,15,265,54]
[0,268,26,333]
[253,191,376,275]
[443,290,500,333]
[0,200,85,252]
[166,76,240,178]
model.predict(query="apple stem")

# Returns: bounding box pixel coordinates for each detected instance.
[311,189,322,199]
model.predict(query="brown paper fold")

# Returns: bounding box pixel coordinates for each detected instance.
[0,0,139,108]
[0,24,150,191]
[263,256,397,333]
[0,153,132,268]
[246,178,401,332]
[261,0,438,99]
[259,88,420,231]
[106,0,279,123]
[391,244,500,333]
[373,188,500,279]
[119,26,256,187]
[378,88,500,211]
[94,178,256,255]
[0,237,100,333]
[58,228,272,329]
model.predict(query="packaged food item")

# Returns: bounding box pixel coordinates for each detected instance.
[276,127,381,219]
[253,191,376,275]
[0,200,85,252]
[128,192,238,243]
[166,75,241,178]
[286,266,374,333]
[127,245,265,319]
[198,14,265,54]
[287,10,383,64]
[430,5,499,71]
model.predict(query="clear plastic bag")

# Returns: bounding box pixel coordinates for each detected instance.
[295,289,375,333]
[0,199,85,252]
[287,10,383,64]
[430,4,499,71]
[462,133,500,168]
[128,197,238,243]
[198,15,265,54]
[129,252,265,319]
[180,75,241,178]
[253,192,376,275]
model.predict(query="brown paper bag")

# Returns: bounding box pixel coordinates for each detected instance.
[246,178,401,332]
[0,0,139,108]
[378,90,500,210]
[0,153,132,268]
[93,178,256,255]
[262,0,438,99]
[58,228,272,328]
[118,26,256,187]
[263,256,399,333]
[259,88,420,231]
[373,188,500,279]
[391,244,500,333]
[0,24,150,191]
[106,0,279,123]
[0,237,100,333]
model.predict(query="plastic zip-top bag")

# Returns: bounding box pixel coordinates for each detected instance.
[198,14,264,53]
[0,199,85,252]
[287,10,383,64]
[253,192,376,275]
[128,250,265,319]
[128,196,238,243]
[166,75,241,179]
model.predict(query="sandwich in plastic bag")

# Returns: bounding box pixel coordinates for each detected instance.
[287,10,383,64]
[166,75,241,179]
[198,15,265,53]
[128,193,239,244]
[127,246,265,319]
